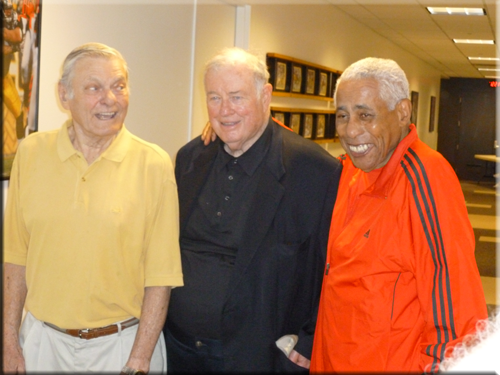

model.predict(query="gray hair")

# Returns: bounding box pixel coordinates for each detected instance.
[334,57,409,110]
[204,47,270,97]
[59,42,129,98]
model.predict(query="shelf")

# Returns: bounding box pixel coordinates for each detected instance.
[271,106,336,141]
[267,52,341,101]
[271,106,335,114]
[267,53,342,75]
[313,138,339,144]
[272,91,333,102]
[267,53,342,142]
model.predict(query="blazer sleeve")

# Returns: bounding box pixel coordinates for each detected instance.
[294,159,342,358]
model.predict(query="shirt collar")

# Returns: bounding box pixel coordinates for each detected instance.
[215,122,272,176]
[56,120,131,163]
[56,120,78,162]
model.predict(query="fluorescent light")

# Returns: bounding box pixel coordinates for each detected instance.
[427,7,485,16]
[485,76,500,79]
[468,57,500,61]
[478,68,500,71]
[454,39,494,45]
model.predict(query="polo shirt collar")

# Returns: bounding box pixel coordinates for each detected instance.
[100,124,130,163]
[56,120,78,162]
[56,120,131,163]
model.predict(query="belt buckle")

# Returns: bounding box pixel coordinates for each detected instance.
[78,328,91,339]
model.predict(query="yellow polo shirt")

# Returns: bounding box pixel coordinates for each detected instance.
[4,121,183,328]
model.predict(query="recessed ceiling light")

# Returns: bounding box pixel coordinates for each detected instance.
[478,68,500,71]
[468,57,500,61]
[427,7,486,16]
[454,39,494,44]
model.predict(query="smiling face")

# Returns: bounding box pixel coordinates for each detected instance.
[58,56,129,141]
[205,64,272,157]
[335,78,411,172]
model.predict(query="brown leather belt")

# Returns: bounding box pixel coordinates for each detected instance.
[43,317,139,340]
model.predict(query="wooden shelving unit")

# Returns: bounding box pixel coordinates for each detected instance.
[267,52,342,101]
[271,106,337,142]
[267,53,342,143]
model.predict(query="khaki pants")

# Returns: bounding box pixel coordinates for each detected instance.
[20,312,167,373]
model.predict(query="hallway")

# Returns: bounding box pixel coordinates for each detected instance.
[461,180,499,317]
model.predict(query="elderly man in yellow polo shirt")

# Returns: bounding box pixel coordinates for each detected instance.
[3,43,183,374]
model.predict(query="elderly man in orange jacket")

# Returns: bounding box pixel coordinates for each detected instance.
[310,57,488,373]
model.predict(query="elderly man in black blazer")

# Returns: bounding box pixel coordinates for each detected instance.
[163,47,342,373]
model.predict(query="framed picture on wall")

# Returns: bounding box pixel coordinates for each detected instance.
[317,71,329,96]
[329,113,338,139]
[306,68,316,95]
[429,96,436,132]
[411,91,419,126]
[273,112,286,125]
[3,1,42,179]
[315,114,326,139]
[326,114,336,139]
[302,113,314,138]
[329,73,339,98]
[291,64,303,93]
[274,61,288,91]
[290,113,301,134]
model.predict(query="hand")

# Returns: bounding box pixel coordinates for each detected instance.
[119,369,146,375]
[2,341,26,374]
[288,349,310,369]
[124,356,149,374]
[201,121,217,146]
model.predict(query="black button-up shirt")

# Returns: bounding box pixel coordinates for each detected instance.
[169,124,272,339]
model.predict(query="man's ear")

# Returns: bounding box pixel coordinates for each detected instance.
[397,98,412,125]
[261,83,273,109]
[58,82,70,109]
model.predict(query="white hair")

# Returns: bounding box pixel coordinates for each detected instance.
[439,312,500,373]
[204,47,270,98]
[334,57,409,111]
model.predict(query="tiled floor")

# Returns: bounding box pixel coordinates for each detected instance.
[461,180,499,317]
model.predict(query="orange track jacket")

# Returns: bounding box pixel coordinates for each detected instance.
[311,125,488,373]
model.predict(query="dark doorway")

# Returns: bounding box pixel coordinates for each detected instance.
[437,78,496,181]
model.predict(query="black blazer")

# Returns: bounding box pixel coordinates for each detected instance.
[169,118,342,372]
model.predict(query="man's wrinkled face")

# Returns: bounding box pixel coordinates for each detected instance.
[205,65,272,156]
[59,56,129,140]
[335,78,410,172]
